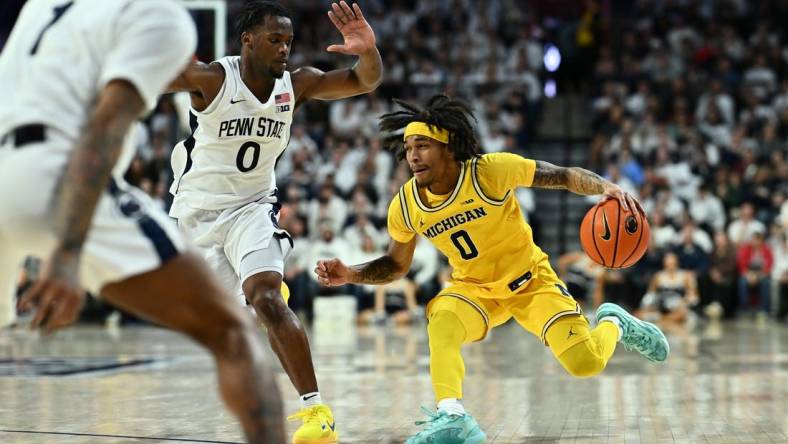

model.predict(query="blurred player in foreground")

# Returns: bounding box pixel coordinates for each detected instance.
[0,0,284,442]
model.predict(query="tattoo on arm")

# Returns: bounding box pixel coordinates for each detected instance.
[351,255,403,284]
[532,160,610,195]
[53,85,142,253]
[54,126,126,252]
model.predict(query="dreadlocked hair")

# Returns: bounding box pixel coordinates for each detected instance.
[379,94,482,162]
[235,1,292,41]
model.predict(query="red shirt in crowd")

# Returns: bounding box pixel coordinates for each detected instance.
[736,242,774,275]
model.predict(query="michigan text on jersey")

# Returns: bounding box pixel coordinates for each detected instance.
[421,207,487,239]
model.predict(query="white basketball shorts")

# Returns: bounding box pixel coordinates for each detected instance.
[176,200,293,304]
[0,133,187,325]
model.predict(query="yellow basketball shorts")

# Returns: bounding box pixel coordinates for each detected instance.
[427,258,587,356]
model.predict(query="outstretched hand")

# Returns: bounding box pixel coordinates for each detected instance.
[315,258,352,287]
[326,1,376,55]
[600,184,644,215]
[18,248,86,334]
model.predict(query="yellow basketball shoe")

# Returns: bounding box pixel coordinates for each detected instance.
[288,404,338,444]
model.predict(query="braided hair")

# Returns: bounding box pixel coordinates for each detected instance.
[235,1,292,41]
[379,94,482,162]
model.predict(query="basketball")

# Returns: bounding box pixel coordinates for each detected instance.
[579,199,650,269]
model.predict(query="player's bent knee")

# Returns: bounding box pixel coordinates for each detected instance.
[427,311,467,349]
[194,317,257,359]
[557,340,606,378]
[248,287,289,324]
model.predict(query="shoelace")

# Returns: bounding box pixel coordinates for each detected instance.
[287,407,325,425]
[623,327,661,360]
[412,406,453,437]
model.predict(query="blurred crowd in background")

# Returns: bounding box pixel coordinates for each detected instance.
[3,0,787,327]
[579,0,788,326]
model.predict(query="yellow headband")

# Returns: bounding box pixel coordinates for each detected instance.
[403,122,450,144]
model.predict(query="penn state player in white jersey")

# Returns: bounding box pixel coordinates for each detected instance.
[166,2,381,442]
[0,1,285,441]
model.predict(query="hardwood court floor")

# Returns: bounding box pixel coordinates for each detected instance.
[1,317,787,443]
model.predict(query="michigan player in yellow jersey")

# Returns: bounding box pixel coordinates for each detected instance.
[315,94,669,444]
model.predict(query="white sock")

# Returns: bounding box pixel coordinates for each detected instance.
[599,316,623,341]
[437,398,466,417]
[300,392,322,409]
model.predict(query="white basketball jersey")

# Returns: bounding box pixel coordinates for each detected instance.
[0,0,196,176]
[169,56,295,218]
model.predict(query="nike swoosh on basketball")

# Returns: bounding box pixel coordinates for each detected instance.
[600,212,611,241]
[230,98,246,104]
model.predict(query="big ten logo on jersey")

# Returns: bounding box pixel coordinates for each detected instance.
[275,92,291,112]
[218,117,286,139]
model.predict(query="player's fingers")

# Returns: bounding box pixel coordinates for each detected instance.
[352,3,366,21]
[19,280,47,311]
[331,3,347,24]
[618,195,630,213]
[326,44,349,54]
[49,293,81,334]
[43,298,70,334]
[327,11,343,30]
[626,195,638,214]
[340,1,356,20]
[633,198,646,215]
[30,290,57,330]
[599,194,616,203]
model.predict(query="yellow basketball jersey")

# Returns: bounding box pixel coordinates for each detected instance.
[388,152,549,298]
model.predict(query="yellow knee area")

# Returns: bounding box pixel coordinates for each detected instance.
[427,294,488,343]
[547,315,612,378]
[557,340,607,378]
[428,310,467,349]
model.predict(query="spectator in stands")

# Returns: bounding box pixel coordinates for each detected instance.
[637,252,698,327]
[672,223,710,275]
[343,210,384,252]
[361,137,393,200]
[557,251,603,308]
[728,202,767,245]
[644,186,685,223]
[737,231,773,317]
[316,140,362,196]
[649,210,678,252]
[700,231,738,319]
[690,183,726,234]
[307,182,348,238]
[329,99,365,139]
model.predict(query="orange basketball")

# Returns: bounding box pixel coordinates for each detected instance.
[579,199,650,269]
